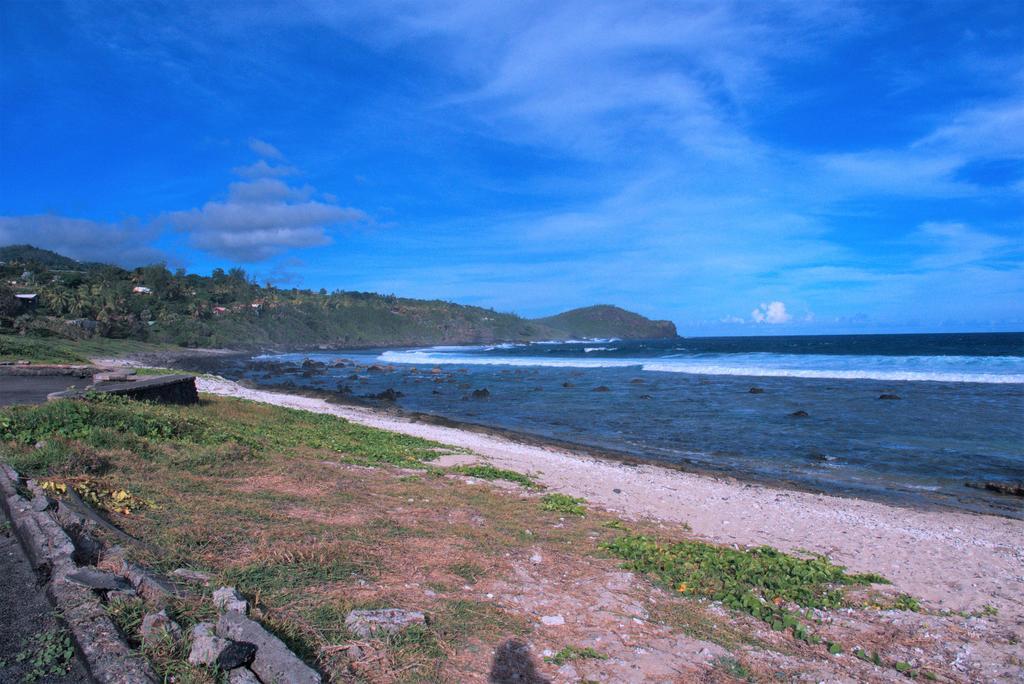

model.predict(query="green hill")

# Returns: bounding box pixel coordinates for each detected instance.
[0,246,677,350]
[0,244,89,270]
[536,305,677,340]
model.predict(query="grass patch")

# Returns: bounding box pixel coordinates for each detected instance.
[540,493,587,516]
[602,534,889,645]
[0,334,87,363]
[544,645,608,665]
[449,561,486,584]
[0,394,452,477]
[0,333,173,364]
[450,464,541,489]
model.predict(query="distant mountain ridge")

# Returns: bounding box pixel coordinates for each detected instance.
[0,245,678,349]
[536,305,677,340]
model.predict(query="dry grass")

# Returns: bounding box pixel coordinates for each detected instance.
[1,394,994,682]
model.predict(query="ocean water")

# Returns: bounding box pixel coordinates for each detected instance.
[217,333,1024,517]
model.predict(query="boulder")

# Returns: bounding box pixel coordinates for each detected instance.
[878,394,901,400]
[789,410,809,418]
[218,641,258,670]
[229,669,261,684]
[368,388,403,401]
[141,610,182,642]
[344,609,427,639]
[638,394,652,400]
[748,387,765,394]
[561,382,575,388]
[213,586,249,614]
[471,388,490,399]
[188,629,231,667]
[965,481,1024,497]
[217,611,321,684]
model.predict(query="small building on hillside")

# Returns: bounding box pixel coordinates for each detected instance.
[14,293,38,312]
[133,286,152,294]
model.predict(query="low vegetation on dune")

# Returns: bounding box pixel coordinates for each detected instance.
[0,394,993,681]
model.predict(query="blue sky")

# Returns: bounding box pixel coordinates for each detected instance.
[1,1,1022,334]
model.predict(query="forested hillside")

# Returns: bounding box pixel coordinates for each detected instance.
[0,245,677,349]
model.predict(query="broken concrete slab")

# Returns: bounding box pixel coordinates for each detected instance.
[344,608,427,638]
[217,611,321,684]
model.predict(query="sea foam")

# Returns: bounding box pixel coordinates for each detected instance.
[377,350,1024,384]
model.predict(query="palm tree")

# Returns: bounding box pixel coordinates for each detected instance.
[45,289,74,315]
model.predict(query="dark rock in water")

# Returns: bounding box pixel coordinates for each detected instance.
[629,378,645,384]
[301,358,326,370]
[562,382,575,388]
[368,388,403,401]
[347,373,359,381]
[471,388,490,399]
[367,365,386,373]
[217,641,258,670]
[808,452,835,462]
[965,481,1024,497]
[879,394,901,400]
[748,387,765,394]
[336,384,352,395]
[638,394,652,399]
[432,389,442,395]
[459,383,471,389]
[67,568,132,591]
[592,386,610,392]
[789,410,809,418]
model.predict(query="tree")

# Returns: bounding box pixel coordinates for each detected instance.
[0,282,18,321]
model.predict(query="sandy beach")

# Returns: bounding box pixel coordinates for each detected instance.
[178,374,1024,626]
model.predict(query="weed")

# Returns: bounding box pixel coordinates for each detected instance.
[449,561,485,584]
[893,593,921,612]
[714,655,753,681]
[540,493,587,516]
[106,594,145,642]
[601,519,628,530]
[450,464,541,489]
[11,628,75,682]
[544,646,608,665]
[853,648,883,666]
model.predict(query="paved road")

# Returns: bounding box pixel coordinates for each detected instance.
[0,511,88,683]
[0,376,90,407]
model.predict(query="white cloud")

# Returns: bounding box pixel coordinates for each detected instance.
[751,301,791,324]
[248,138,285,160]
[0,215,165,267]
[232,159,299,178]
[163,177,365,261]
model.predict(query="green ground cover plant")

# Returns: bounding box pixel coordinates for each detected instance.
[540,493,587,516]
[602,534,889,645]
[544,645,608,665]
[8,628,75,682]
[450,463,541,489]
